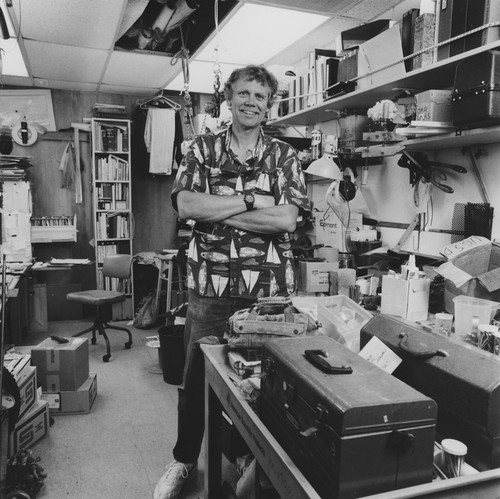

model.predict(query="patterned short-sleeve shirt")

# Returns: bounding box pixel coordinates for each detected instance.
[171,126,311,300]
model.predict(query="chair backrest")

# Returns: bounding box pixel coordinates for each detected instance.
[102,254,132,279]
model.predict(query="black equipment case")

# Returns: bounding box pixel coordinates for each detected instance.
[452,49,500,128]
[360,314,500,471]
[260,336,437,499]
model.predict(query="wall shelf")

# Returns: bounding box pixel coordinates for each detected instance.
[269,40,500,128]
[403,125,500,150]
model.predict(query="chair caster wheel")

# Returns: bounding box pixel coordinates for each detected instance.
[7,491,31,499]
[91,338,97,345]
[103,354,111,362]
[125,341,132,349]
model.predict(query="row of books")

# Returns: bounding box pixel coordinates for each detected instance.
[31,215,75,227]
[95,155,129,181]
[95,243,123,264]
[94,122,129,152]
[96,213,130,239]
[98,273,133,294]
[96,183,129,210]
[287,49,339,116]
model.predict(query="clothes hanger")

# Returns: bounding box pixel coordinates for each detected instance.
[137,91,181,111]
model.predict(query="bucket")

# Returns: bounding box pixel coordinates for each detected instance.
[452,295,498,336]
[158,324,185,385]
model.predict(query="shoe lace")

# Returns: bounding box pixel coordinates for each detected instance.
[164,461,190,485]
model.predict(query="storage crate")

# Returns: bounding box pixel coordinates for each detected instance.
[317,295,372,352]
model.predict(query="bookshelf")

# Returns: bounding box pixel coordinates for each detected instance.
[91,118,134,320]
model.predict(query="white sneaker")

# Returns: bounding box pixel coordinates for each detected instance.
[153,460,197,499]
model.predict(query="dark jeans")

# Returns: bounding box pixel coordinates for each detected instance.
[173,289,254,464]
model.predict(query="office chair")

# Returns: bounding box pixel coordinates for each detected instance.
[67,254,133,362]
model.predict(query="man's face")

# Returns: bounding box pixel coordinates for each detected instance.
[228,78,271,130]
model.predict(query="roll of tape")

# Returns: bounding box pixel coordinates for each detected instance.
[12,123,38,146]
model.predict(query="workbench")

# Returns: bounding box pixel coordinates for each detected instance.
[202,344,500,499]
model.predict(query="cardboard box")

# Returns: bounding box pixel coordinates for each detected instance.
[9,399,49,456]
[31,337,89,392]
[15,365,37,419]
[380,275,431,322]
[415,89,453,122]
[436,236,500,314]
[42,373,97,415]
[298,262,339,293]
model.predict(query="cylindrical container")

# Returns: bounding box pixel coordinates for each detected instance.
[158,323,185,385]
[452,295,497,336]
[338,252,355,269]
[441,439,467,478]
[478,324,500,354]
[433,312,453,336]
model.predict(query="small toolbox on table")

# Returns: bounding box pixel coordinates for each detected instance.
[360,314,500,471]
[452,49,500,128]
[260,336,437,499]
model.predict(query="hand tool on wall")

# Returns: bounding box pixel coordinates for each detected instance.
[398,151,457,194]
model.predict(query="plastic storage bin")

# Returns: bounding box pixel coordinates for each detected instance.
[453,295,499,336]
[317,295,372,352]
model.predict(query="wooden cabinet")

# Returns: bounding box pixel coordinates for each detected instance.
[270,40,500,150]
[91,118,134,320]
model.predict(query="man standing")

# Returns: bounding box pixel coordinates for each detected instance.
[154,64,311,499]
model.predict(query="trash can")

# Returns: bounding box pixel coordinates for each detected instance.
[158,323,185,385]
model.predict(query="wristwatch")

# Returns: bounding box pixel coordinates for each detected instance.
[243,192,255,211]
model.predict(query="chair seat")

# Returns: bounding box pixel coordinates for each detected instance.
[67,289,126,307]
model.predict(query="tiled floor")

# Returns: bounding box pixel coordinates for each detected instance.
[19,319,239,499]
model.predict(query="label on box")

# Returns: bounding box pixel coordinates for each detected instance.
[10,400,49,456]
[17,365,36,418]
[440,235,489,260]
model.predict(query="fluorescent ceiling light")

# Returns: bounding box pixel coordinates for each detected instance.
[0,1,28,78]
[0,37,29,77]
[166,3,329,93]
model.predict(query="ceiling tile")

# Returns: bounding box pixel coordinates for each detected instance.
[102,50,182,88]
[13,0,127,49]
[42,79,99,93]
[24,41,108,83]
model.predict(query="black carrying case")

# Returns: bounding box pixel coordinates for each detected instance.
[260,336,437,499]
[452,49,500,127]
[360,314,500,471]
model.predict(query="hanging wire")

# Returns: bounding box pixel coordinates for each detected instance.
[171,25,196,139]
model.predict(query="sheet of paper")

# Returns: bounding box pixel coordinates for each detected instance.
[359,336,402,374]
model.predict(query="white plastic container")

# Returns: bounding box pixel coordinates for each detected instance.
[452,295,499,336]
[317,295,372,352]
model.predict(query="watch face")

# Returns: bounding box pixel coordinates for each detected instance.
[244,193,254,210]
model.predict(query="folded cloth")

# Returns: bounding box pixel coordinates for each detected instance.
[145,108,176,175]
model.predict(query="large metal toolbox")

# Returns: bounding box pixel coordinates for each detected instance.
[452,49,500,128]
[360,314,500,471]
[260,336,437,499]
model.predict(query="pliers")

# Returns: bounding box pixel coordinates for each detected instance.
[398,151,455,193]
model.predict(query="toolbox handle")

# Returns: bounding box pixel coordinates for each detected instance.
[398,333,448,360]
[304,349,353,374]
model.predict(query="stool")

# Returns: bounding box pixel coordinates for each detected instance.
[154,251,185,321]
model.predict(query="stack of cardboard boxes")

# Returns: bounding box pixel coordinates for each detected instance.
[31,337,97,416]
[4,336,97,457]
[4,352,49,456]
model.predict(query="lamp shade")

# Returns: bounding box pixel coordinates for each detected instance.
[305,153,343,180]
